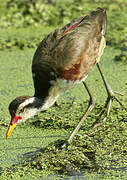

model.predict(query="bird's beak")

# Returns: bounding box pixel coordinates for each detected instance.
[6,122,17,140]
[6,115,22,140]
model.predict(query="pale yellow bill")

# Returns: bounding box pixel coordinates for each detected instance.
[6,123,17,140]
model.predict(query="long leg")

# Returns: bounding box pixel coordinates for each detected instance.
[62,81,96,147]
[94,63,127,127]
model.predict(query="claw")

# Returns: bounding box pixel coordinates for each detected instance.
[93,63,127,129]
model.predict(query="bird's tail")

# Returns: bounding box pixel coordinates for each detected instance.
[90,7,107,36]
[92,8,107,63]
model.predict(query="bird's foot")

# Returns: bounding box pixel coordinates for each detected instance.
[93,90,127,129]
[95,63,127,128]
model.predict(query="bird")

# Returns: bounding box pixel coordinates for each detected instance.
[6,8,127,145]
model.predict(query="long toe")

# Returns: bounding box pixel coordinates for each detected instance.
[93,90,127,129]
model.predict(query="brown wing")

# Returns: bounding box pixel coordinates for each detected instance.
[32,8,107,97]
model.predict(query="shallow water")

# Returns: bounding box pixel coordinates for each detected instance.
[0,46,127,179]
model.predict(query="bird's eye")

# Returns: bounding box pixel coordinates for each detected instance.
[19,108,24,114]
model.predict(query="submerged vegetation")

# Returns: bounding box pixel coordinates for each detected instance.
[0,0,127,179]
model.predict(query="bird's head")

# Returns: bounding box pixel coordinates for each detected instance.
[6,96,42,140]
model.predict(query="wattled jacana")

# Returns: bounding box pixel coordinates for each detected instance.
[6,8,127,145]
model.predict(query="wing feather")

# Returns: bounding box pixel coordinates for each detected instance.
[32,8,107,97]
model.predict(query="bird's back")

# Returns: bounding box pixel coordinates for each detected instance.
[32,8,107,98]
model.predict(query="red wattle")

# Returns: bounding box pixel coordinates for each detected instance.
[11,116,22,124]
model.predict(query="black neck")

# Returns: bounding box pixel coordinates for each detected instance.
[32,63,58,99]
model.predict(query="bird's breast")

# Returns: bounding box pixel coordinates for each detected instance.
[41,76,88,111]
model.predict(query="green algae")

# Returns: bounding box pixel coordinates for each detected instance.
[1,102,127,179]
[1,100,127,179]
[0,40,127,180]
[15,103,127,175]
